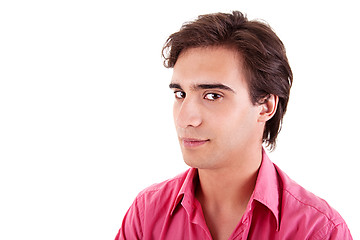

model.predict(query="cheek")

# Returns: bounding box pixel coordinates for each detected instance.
[216,106,258,140]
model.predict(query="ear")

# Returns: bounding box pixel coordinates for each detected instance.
[258,94,278,123]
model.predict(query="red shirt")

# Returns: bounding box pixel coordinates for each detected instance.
[116,150,352,239]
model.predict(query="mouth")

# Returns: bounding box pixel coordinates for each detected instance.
[181,138,210,148]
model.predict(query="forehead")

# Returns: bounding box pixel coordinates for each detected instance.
[171,46,247,87]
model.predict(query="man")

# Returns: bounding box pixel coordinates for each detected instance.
[115,11,352,239]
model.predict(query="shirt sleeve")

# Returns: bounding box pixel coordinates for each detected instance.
[115,196,144,240]
[327,223,353,240]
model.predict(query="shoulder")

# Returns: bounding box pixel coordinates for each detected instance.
[118,169,192,239]
[274,164,350,238]
[135,169,190,203]
[275,164,342,221]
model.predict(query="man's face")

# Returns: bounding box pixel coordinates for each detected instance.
[170,47,265,170]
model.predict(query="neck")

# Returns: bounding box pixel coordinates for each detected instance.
[195,147,263,213]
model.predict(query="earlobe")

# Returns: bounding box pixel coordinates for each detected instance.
[258,94,278,122]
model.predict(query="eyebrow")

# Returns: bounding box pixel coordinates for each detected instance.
[169,83,235,93]
[169,83,183,90]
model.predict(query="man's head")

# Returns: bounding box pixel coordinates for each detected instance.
[163,11,293,151]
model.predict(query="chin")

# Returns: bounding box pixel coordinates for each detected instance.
[182,156,216,169]
[183,157,197,168]
[183,156,202,168]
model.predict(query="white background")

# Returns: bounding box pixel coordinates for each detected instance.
[1,0,359,239]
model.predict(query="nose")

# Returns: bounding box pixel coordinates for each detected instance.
[174,97,202,129]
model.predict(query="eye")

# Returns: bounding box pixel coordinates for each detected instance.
[174,91,186,99]
[204,93,222,101]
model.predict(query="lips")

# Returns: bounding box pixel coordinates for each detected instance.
[181,138,210,148]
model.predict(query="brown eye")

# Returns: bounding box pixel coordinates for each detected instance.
[174,91,186,99]
[204,93,222,101]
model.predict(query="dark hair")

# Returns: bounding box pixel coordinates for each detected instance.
[162,11,293,150]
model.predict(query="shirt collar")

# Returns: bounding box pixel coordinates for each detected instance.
[170,148,280,230]
[170,168,198,215]
[251,148,281,230]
